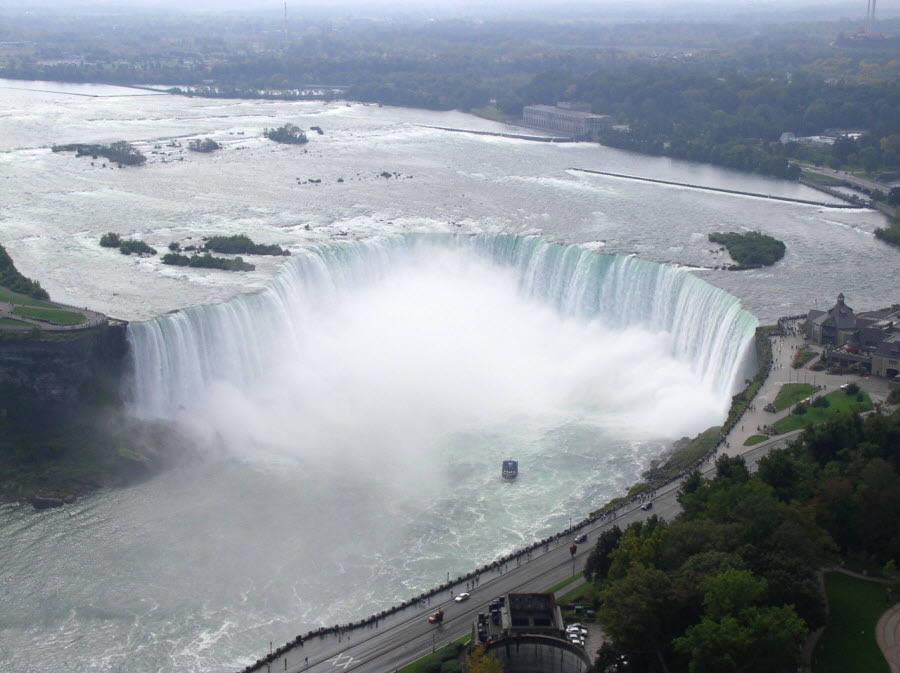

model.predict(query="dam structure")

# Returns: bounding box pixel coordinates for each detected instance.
[126,233,757,418]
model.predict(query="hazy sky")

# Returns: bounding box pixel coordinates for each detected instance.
[12,0,900,16]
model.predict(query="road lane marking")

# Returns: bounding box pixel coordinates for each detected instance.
[329,653,358,670]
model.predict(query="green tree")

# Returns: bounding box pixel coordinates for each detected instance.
[464,646,503,673]
[584,525,623,582]
[598,565,675,665]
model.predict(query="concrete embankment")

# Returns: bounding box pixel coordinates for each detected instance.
[571,168,864,209]
[417,125,575,143]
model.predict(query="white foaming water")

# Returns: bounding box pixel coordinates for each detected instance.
[127,234,756,448]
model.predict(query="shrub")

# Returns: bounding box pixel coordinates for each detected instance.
[100,232,122,248]
[844,383,860,395]
[264,123,308,145]
[793,404,808,415]
[118,240,157,256]
[811,396,830,408]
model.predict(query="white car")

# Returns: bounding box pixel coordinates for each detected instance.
[567,625,588,637]
[454,592,471,603]
[567,634,584,646]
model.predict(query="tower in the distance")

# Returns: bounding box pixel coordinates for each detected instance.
[866,0,877,33]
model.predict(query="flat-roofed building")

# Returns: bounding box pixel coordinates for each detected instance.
[522,103,613,138]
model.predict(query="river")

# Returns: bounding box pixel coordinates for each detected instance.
[0,79,895,673]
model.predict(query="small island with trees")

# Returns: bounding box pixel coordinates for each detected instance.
[100,233,157,256]
[264,123,308,145]
[708,231,786,270]
[162,252,255,272]
[204,234,290,256]
[52,141,146,166]
[187,138,221,153]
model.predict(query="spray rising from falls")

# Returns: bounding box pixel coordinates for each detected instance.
[126,234,757,444]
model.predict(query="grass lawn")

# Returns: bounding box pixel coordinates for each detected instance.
[559,581,598,605]
[744,434,768,446]
[396,634,470,673]
[813,572,891,673]
[804,172,846,185]
[547,573,583,594]
[13,305,86,325]
[469,105,517,123]
[774,383,817,411]
[774,390,873,434]
[0,317,29,326]
[0,286,56,308]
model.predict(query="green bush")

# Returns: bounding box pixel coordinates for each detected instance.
[264,123,308,145]
[118,240,156,256]
[205,234,289,256]
[844,383,860,395]
[100,232,121,248]
[793,404,808,415]
[162,252,254,271]
[439,660,461,673]
[811,396,830,408]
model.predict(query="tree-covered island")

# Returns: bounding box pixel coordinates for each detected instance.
[52,141,146,166]
[187,138,221,153]
[99,233,157,256]
[263,124,308,145]
[709,231,786,270]
[162,252,255,271]
[204,234,290,256]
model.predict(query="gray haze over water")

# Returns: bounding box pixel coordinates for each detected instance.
[0,80,897,673]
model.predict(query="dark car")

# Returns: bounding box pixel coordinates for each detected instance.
[574,534,587,543]
[641,502,653,511]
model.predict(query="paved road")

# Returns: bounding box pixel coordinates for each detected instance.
[247,320,894,673]
[245,429,802,673]
[804,166,891,195]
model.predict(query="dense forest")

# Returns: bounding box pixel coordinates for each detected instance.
[6,10,899,181]
[584,409,900,672]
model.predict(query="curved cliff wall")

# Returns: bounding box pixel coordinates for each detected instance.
[0,323,128,423]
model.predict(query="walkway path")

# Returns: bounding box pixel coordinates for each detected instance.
[720,319,893,456]
[570,168,859,208]
[805,165,891,195]
[877,602,900,673]
[0,300,107,331]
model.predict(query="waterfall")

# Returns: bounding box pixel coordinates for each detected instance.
[126,234,757,420]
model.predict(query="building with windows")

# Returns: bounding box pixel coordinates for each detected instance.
[522,103,613,138]
[806,294,899,377]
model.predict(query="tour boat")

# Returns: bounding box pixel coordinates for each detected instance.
[502,460,518,480]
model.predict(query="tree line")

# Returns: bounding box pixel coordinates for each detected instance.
[585,408,900,672]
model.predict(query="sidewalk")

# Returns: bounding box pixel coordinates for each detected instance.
[721,321,893,458]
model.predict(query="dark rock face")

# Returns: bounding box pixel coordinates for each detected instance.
[0,323,129,423]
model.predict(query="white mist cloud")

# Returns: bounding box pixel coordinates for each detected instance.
[176,245,726,471]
